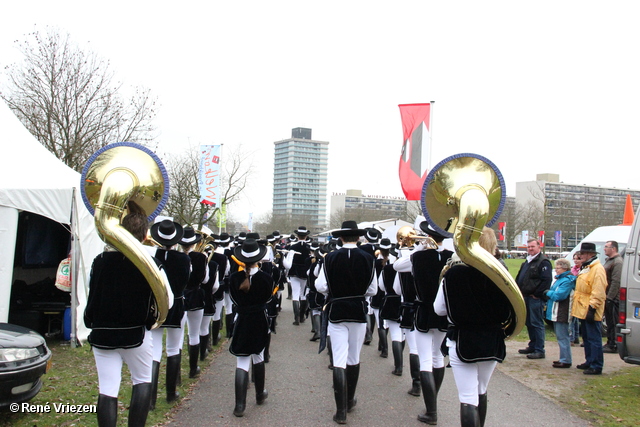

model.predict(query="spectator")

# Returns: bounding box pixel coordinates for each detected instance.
[569,253,583,345]
[603,241,623,353]
[515,239,553,360]
[544,258,576,368]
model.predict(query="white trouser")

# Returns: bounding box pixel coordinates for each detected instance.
[236,351,265,372]
[151,327,184,361]
[213,299,224,321]
[186,309,204,345]
[328,322,367,369]
[178,315,187,349]
[387,320,405,342]
[311,308,322,316]
[289,277,305,301]
[405,328,418,354]
[93,329,153,397]
[448,339,497,406]
[223,291,233,314]
[200,314,212,336]
[415,329,447,371]
[372,308,382,328]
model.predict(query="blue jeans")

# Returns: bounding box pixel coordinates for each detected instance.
[580,320,603,370]
[569,317,580,342]
[553,321,572,364]
[525,296,545,353]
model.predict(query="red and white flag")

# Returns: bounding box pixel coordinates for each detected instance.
[398,103,432,200]
[538,230,545,246]
[498,222,506,241]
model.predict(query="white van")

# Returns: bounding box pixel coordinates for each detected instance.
[618,218,640,364]
[567,225,631,265]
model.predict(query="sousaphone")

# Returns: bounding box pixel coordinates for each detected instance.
[421,153,525,337]
[81,142,171,329]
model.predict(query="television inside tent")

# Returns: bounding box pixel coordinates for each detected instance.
[0,101,103,343]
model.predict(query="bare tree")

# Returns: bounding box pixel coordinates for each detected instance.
[163,144,253,229]
[1,28,157,171]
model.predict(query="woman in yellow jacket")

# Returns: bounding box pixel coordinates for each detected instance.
[571,242,606,375]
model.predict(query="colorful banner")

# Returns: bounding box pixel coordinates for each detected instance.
[555,230,562,247]
[521,230,529,245]
[398,103,432,200]
[198,145,221,207]
[498,222,506,241]
[538,230,545,246]
[216,203,227,230]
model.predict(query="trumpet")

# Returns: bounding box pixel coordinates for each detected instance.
[195,228,216,261]
[396,226,438,249]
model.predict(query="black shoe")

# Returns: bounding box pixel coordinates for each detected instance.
[576,362,590,370]
[518,347,535,354]
[603,346,617,353]
[552,362,571,368]
[526,352,545,359]
[583,368,602,375]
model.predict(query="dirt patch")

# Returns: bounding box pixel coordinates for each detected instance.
[497,339,629,400]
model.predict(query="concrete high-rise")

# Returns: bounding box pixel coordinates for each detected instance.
[273,128,329,231]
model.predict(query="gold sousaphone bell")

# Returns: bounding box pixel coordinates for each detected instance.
[81,142,171,329]
[421,153,526,337]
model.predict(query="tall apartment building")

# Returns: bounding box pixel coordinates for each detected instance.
[515,173,640,249]
[273,128,329,231]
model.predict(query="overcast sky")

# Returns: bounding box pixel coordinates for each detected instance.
[2,1,640,225]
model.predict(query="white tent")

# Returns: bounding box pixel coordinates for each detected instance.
[0,101,103,343]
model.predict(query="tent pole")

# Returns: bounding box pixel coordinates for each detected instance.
[70,189,78,348]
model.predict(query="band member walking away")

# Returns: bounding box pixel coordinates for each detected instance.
[371,238,394,358]
[148,220,191,407]
[380,244,404,375]
[315,221,378,424]
[210,233,231,347]
[434,227,515,427]
[394,222,453,424]
[228,239,275,417]
[199,246,219,361]
[307,241,328,342]
[85,202,172,427]
[284,226,312,325]
[179,227,210,379]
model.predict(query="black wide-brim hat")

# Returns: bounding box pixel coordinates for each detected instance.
[295,226,310,237]
[332,220,366,237]
[364,228,380,243]
[234,238,268,264]
[378,238,392,250]
[180,226,202,246]
[150,219,184,247]
[579,242,598,253]
[419,221,447,241]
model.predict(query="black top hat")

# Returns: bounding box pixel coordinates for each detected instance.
[378,238,392,250]
[364,228,380,243]
[295,226,310,237]
[332,221,366,237]
[579,242,598,253]
[150,220,184,247]
[419,221,447,241]
[234,238,268,265]
[180,226,202,246]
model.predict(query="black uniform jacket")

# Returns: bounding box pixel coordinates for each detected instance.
[412,249,453,332]
[229,269,275,356]
[184,251,207,311]
[154,248,191,328]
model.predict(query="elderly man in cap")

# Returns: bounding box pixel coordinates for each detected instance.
[315,221,378,424]
[572,242,607,374]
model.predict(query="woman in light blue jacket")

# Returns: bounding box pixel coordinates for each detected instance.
[544,258,577,368]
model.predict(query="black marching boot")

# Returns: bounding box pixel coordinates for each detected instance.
[332,367,348,424]
[128,382,152,427]
[460,403,480,427]
[210,320,221,346]
[225,313,235,338]
[391,340,403,376]
[378,328,388,358]
[346,364,360,413]
[149,360,160,410]
[97,394,118,427]
[233,368,249,417]
[287,282,292,300]
[264,333,272,363]
[327,336,334,369]
[417,371,438,425]
[408,353,421,396]
[292,300,300,325]
[433,366,445,394]
[299,299,307,323]
[188,344,201,378]
[165,354,181,403]
[364,314,374,345]
[478,393,487,427]
[254,361,268,405]
[199,335,209,361]
[310,314,321,341]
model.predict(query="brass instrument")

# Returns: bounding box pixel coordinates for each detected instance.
[81,142,171,329]
[396,225,438,249]
[195,227,216,261]
[421,153,526,337]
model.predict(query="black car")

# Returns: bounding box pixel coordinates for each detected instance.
[0,323,52,407]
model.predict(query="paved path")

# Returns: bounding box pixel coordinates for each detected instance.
[167,298,589,426]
